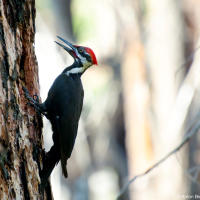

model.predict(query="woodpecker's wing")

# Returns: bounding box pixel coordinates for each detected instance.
[57,88,84,177]
[56,115,79,177]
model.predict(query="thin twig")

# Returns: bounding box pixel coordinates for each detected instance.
[175,46,200,77]
[116,118,200,199]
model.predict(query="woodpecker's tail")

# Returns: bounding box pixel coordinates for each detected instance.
[40,144,60,189]
[61,156,68,178]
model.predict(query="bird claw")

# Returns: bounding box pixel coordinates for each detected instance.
[23,86,36,104]
[33,94,40,103]
[23,86,48,117]
[23,86,41,111]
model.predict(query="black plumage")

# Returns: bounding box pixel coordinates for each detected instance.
[40,69,84,186]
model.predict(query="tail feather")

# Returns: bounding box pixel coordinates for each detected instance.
[40,145,60,189]
[61,158,68,178]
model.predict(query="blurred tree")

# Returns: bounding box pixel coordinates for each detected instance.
[120,1,153,199]
[183,0,200,195]
[50,0,74,41]
[121,0,187,199]
[144,1,186,199]
[0,0,52,199]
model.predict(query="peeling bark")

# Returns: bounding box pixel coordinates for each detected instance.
[0,0,52,199]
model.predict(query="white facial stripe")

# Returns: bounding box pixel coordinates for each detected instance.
[65,54,92,76]
[66,67,84,76]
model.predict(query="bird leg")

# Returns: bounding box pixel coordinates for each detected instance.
[23,86,48,117]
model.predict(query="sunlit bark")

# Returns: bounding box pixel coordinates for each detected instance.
[0,1,52,199]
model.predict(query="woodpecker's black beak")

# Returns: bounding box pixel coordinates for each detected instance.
[55,36,78,59]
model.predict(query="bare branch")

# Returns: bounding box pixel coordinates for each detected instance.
[116,116,200,199]
[175,45,200,77]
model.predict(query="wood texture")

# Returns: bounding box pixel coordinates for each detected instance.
[0,0,51,199]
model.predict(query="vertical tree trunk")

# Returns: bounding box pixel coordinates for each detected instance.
[0,0,51,199]
[50,0,74,41]
[120,1,153,199]
[121,0,186,199]
[145,0,186,199]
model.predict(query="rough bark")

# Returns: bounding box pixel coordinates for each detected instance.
[0,0,51,199]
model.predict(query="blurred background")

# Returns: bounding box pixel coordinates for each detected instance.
[35,0,200,199]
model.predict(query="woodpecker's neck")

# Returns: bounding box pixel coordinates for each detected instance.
[62,62,84,77]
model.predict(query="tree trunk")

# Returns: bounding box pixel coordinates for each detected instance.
[50,0,74,41]
[0,0,52,199]
[145,1,186,199]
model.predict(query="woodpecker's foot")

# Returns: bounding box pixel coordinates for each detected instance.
[23,86,39,106]
[23,86,47,117]
[33,94,40,104]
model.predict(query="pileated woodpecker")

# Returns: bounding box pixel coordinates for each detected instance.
[24,36,97,187]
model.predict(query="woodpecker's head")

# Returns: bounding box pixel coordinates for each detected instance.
[55,36,97,76]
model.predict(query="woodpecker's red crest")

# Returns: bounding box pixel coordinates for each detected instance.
[55,36,98,69]
[74,45,98,65]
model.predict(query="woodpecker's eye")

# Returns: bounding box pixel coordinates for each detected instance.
[78,48,84,54]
